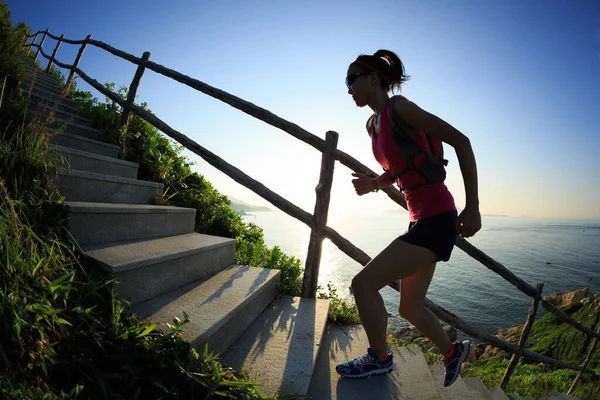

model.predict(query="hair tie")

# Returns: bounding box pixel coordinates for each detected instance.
[355,59,390,85]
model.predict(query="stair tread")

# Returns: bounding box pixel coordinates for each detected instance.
[82,232,235,273]
[308,324,443,399]
[489,386,510,400]
[52,115,100,133]
[52,131,120,150]
[508,393,523,400]
[464,377,495,399]
[64,201,195,213]
[430,364,474,400]
[221,296,329,398]
[21,79,62,92]
[130,265,280,348]
[548,391,576,400]
[26,88,79,110]
[51,145,137,166]
[58,167,162,187]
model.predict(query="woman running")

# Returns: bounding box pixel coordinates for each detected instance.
[336,49,481,387]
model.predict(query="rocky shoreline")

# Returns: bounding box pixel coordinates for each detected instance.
[392,288,594,362]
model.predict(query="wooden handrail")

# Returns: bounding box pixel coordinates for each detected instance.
[25,34,600,389]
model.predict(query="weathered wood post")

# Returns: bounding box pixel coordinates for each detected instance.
[118,51,151,158]
[66,34,91,91]
[567,326,600,395]
[34,29,48,63]
[500,282,544,391]
[46,34,64,72]
[29,32,39,55]
[301,130,338,298]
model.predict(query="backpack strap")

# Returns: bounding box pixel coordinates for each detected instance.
[388,96,449,165]
[365,114,376,137]
[386,96,448,190]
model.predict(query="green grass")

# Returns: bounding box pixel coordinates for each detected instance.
[460,296,600,399]
[461,352,599,399]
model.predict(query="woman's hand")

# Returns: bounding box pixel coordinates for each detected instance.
[457,207,482,238]
[352,173,377,196]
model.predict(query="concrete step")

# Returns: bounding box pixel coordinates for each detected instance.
[489,386,510,400]
[308,324,443,399]
[51,131,119,158]
[82,232,235,306]
[51,145,137,179]
[430,364,474,400]
[22,64,60,81]
[547,391,576,400]
[130,265,281,355]
[31,102,95,129]
[25,86,79,114]
[21,80,66,102]
[30,73,60,86]
[464,377,495,399]
[221,296,330,398]
[50,115,102,140]
[508,393,523,400]
[65,202,196,246]
[20,79,63,96]
[55,168,162,204]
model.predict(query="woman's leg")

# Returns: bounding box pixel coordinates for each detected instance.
[351,238,437,359]
[399,263,453,355]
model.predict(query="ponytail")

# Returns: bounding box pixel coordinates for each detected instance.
[352,49,410,92]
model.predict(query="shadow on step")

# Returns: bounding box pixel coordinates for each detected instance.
[222,296,321,397]
[199,266,270,307]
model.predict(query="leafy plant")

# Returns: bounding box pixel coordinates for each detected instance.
[317,283,360,324]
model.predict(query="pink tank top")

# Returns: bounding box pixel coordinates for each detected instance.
[370,96,456,221]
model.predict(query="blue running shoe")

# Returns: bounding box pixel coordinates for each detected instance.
[443,340,471,387]
[336,348,395,379]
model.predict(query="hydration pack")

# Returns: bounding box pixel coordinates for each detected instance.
[370,96,449,192]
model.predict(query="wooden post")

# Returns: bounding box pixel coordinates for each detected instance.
[46,34,64,72]
[567,326,600,395]
[118,51,151,158]
[500,283,544,391]
[29,32,39,55]
[301,130,339,298]
[34,29,48,63]
[66,34,92,91]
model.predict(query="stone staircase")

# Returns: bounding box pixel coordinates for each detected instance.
[20,57,578,400]
[308,325,578,400]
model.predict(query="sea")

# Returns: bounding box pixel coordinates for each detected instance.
[242,210,600,339]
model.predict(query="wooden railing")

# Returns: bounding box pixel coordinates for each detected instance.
[24,30,599,394]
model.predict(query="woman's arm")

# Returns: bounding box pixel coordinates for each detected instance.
[351,170,407,209]
[393,100,481,237]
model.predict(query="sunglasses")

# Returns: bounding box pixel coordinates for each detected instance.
[345,72,369,89]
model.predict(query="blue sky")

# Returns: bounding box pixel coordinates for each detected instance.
[8,0,600,220]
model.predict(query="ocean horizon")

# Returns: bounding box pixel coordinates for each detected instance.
[242,209,600,339]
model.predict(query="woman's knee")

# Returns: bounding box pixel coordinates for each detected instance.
[351,274,376,297]
[399,301,424,321]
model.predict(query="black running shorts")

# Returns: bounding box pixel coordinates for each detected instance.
[399,210,458,262]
